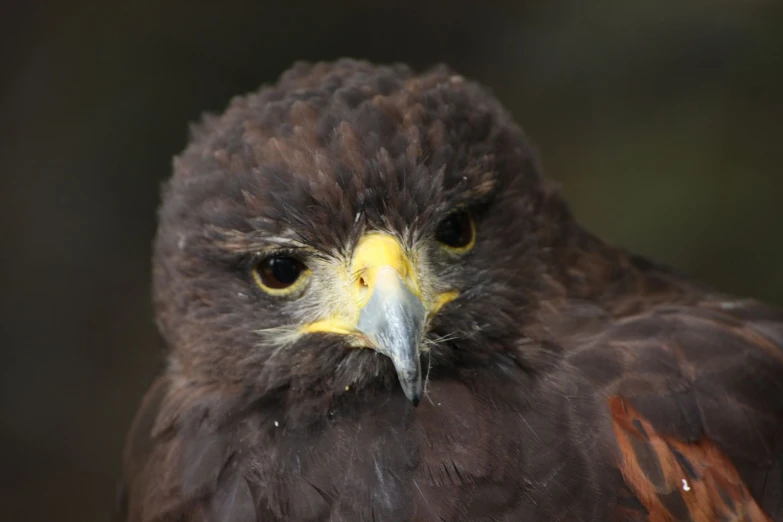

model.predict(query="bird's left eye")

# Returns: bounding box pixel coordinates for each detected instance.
[253,255,308,293]
[435,211,475,252]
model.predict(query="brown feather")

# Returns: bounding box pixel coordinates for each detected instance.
[120,59,783,521]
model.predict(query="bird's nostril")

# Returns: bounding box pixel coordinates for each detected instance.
[359,276,368,287]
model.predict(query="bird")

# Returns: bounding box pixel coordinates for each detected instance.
[120,59,783,521]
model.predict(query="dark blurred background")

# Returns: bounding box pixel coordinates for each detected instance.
[1,1,782,520]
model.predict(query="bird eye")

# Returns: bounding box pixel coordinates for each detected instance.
[253,255,308,293]
[435,211,475,251]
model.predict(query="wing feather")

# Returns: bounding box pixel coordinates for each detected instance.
[567,298,783,520]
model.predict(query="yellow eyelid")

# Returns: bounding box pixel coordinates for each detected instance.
[251,264,312,296]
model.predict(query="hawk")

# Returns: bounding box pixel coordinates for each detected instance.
[121,59,783,521]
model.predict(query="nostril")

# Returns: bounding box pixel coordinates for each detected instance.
[359,276,368,287]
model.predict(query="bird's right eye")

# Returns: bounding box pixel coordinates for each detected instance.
[253,255,308,294]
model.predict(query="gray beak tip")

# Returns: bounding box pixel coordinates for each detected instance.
[398,372,422,406]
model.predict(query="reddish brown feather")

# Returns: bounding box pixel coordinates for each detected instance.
[610,396,772,522]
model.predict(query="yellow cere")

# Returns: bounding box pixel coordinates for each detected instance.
[301,232,459,339]
[351,233,422,301]
[302,319,356,336]
[431,290,459,314]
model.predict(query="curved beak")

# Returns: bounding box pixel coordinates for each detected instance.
[303,233,457,406]
[356,266,425,405]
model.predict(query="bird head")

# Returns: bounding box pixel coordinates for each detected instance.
[152,60,563,407]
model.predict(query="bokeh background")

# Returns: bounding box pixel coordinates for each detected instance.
[2,1,782,520]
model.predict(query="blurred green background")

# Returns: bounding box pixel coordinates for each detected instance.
[1,1,781,520]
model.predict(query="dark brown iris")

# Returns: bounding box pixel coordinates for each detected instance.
[435,211,474,249]
[256,256,306,289]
